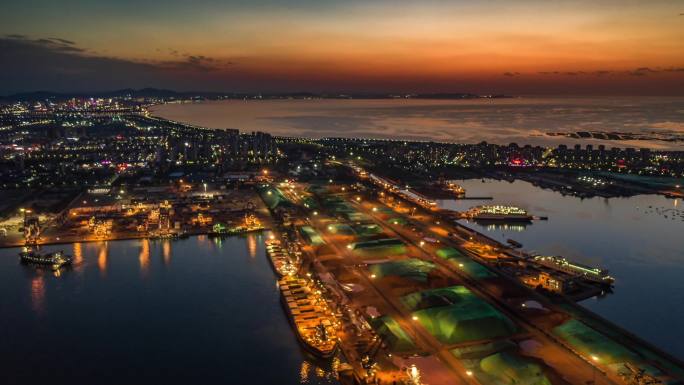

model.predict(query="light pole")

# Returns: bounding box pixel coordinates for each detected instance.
[589,355,599,385]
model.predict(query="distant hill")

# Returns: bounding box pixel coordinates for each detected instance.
[1,88,513,102]
[2,88,188,101]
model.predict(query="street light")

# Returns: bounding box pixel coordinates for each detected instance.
[590,355,599,385]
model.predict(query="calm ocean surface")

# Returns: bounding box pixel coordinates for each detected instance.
[150,97,684,150]
[0,234,339,385]
[439,179,684,360]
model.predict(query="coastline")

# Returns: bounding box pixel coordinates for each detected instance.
[149,97,684,150]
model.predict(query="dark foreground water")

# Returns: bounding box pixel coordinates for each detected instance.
[0,234,338,385]
[439,179,684,360]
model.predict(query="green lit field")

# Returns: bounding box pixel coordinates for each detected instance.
[299,226,326,246]
[402,286,517,344]
[371,315,416,352]
[368,258,436,283]
[437,247,495,279]
[258,185,292,210]
[350,238,407,258]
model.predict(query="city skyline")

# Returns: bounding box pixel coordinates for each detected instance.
[1,0,684,95]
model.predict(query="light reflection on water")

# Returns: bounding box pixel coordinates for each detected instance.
[247,233,257,258]
[162,240,172,266]
[73,242,83,264]
[440,178,684,359]
[1,236,340,384]
[139,238,150,275]
[30,274,45,315]
[97,241,108,275]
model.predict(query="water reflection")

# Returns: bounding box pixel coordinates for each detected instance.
[246,233,257,258]
[139,239,150,275]
[300,360,310,383]
[71,242,84,275]
[196,234,209,249]
[97,241,108,275]
[212,237,223,248]
[470,221,528,232]
[299,357,340,384]
[30,275,45,315]
[162,240,171,266]
[73,242,83,264]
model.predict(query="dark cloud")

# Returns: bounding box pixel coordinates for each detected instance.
[155,54,232,72]
[503,72,520,77]
[0,35,236,94]
[538,67,684,77]
[49,38,76,45]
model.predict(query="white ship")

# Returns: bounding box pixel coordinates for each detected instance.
[465,205,532,221]
[533,255,614,285]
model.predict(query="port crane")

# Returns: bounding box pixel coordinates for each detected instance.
[22,208,40,245]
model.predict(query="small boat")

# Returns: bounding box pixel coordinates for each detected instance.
[19,248,72,268]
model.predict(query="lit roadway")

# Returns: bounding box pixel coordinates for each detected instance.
[295,180,620,385]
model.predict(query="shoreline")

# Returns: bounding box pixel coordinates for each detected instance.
[148,98,684,151]
[0,227,270,250]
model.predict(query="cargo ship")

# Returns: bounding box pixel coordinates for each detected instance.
[19,248,72,269]
[265,239,299,277]
[278,275,338,358]
[532,255,615,285]
[465,205,532,221]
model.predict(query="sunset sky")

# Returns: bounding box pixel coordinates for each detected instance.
[1,0,683,95]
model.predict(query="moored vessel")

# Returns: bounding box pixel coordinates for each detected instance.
[19,248,72,269]
[532,255,614,285]
[278,275,338,358]
[265,239,299,277]
[465,205,532,221]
